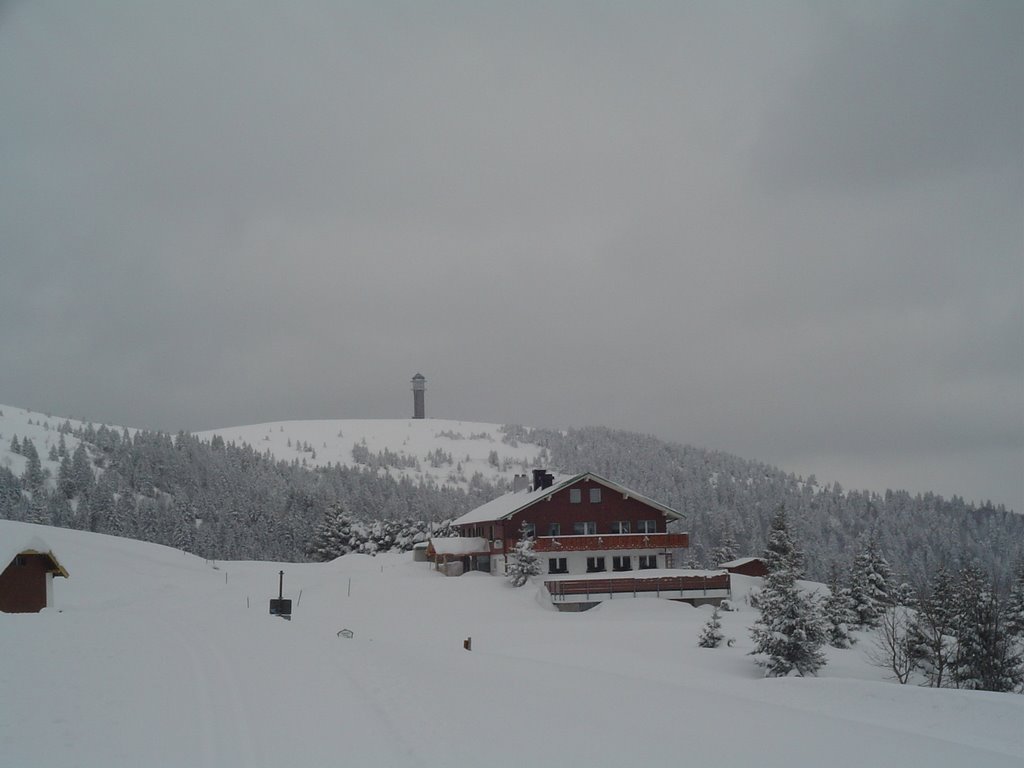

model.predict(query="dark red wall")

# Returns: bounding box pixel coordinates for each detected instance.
[459,479,675,540]
[0,554,51,613]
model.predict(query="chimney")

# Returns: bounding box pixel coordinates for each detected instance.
[531,469,554,491]
[512,474,529,493]
[531,469,546,491]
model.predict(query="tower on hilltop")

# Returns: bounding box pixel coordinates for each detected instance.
[412,373,426,419]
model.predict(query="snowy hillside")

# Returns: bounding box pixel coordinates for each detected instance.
[1,520,1021,767]
[0,404,546,496]
[196,418,547,489]
[0,405,97,484]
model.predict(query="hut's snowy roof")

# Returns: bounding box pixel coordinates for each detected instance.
[1,536,69,577]
[429,537,489,555]
[453,472,683,527]
[717,557,764,569]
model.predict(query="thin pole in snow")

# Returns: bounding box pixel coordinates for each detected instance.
[279,570,284,601]
[348,578,351,597]
[297,589,303,606]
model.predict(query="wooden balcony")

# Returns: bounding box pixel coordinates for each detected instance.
[516,532,688,554]
[545,572,731,604]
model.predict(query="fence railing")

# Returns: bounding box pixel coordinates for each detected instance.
[545,573,730,601]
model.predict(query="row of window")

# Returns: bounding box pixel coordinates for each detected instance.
[548,555,658,574]
[524,519,658,537]
[569,487,602,504]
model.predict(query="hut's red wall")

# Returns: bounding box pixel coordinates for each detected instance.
[0,554,51,613]
[502,480,672,536]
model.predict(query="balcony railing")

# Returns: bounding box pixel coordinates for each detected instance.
[494,532,688,554]
[545,572,731,601]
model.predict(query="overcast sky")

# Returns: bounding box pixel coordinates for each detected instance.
[1,1,1021,511]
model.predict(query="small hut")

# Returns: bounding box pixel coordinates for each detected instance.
[0,537,70,613]
[717,556,768,578]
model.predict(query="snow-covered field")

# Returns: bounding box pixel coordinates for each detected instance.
[0,404,545,492]
[197,417,545,488]
[2,520,1021,768]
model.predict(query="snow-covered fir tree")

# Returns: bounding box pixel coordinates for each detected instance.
[952,562,1023,692]
[848,535,894,629]
[822,563,855,649]
[710,528,739,568]
[763,505,804,578]
[906,566,958,688]
[1006,561,1024,640]
[698,606,724,648]
[308,504,355,561]
[506,523,541,587]
[749,507,826,676]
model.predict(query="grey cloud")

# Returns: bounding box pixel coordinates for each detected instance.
[0,1,1019,510]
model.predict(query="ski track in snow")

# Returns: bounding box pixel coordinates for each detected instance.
[159,616,262,768]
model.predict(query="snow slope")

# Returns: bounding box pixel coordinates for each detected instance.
[1,520,1021,768]
[197,417,545,488]
[0,405,94,485]
[0,404,543,492]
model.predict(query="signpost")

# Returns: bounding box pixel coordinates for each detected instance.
[269,570,292,620]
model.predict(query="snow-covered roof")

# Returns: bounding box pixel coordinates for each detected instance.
[0,536,69,577]
[717,557,764,569]
[452,472,683,527]
[428,537,489,555]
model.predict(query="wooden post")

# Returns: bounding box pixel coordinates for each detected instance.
[463,637,472,651]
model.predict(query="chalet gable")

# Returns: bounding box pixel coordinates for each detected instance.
[452,471,683,528]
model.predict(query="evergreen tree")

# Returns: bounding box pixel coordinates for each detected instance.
[952,563,1023,692]
[20,438,45,494]
[711,528,739,567]
[698,606,724,648]
[86,472,117,532]
[822,563,855,649]
[71,443,95,497]
[507,523,541,587]
[763,506,804,578]
[172,504,196,552]
[906,566,957,688]
[57,454,75,498]
[9,434,20,454]
[308,504,354,561]
[750,508,826,676]
[848,535,893,629]
[1005,561,1024,640]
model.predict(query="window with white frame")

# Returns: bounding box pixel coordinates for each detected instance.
[522,523,536,538]
[573,521,596,535]
[548,522,561,536]
[548,558,568,574]
[586,557,606,573]
[612,556,632,571]
[637,519,657,534]
[611,521,630,534]
[589,487,601,503]
[569,488,582,503]
[638,555,658,569]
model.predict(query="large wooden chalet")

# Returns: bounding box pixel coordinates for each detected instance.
[427,470,730,609]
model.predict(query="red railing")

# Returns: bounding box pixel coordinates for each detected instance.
[545,573,730,599]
